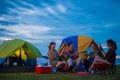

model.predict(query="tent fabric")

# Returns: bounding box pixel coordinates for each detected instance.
[58,42,68,55]
[78,36,93,53]
[59,35,104,64]
[59,35,95,61]
[14,48,27,60]
[0,39,42,65]
[60,35,93,53]
[61,36,78,51]
[0,39,25,58]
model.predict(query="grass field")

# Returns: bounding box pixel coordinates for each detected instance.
[0,66,120,80]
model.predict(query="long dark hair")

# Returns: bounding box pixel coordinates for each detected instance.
[107,39,117,50]
[48,42,56,50]
[68,42,73,46]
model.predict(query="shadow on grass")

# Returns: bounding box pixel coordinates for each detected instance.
[0,65,120,80]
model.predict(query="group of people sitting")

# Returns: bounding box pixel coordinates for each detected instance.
[48,39,117,73]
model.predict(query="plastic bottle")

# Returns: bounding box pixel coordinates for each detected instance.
[90,70,94,74]
[52,67,57,73]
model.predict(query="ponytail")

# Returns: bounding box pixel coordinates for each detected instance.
[48,42,56,50]
[107,39,117,50]
[113,41,117,50]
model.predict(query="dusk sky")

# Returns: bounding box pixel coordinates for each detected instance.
[0,0,120,56]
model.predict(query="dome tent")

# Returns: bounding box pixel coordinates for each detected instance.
[58,35,104,71]
[59,35,103,60]
[59,35,94,53]
[0,39,42,66]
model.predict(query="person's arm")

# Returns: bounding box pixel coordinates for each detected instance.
[72,51,79,59]
[58,47,65,56]
[100,50,106,57]
[98,45,106,57]
[48,49,54,61]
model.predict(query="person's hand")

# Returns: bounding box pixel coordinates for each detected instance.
[98,44,103,51]
[73,52,78,58]
[59,47,65,56]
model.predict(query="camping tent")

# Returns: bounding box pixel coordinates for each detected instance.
[59,35,104,59]
[59,35,94,53]
[0,39,42,66]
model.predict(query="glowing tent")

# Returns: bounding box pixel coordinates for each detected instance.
[0,39,42,66]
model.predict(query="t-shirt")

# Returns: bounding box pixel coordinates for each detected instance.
[88,51,98,65]
[105,48,116,65]
[88,51,95,62]
[52,50,60,61]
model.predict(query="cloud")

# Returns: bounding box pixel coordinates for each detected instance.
[45,7,57,15]
[0,17,5,21]
[0,24,51,38]
[42,3,67,15]
[0,24,65,44]
[0,15,19,23]
[0,0,66,45]
[57,4,66,13]
[0,37,11,45]
[101,43,108,49]
[104,23,117,27]
[7,0,47,16]
[0,37,11,41]
[5,0,68,25]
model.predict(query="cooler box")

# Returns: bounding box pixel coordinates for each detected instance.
[36,66,52,74]
[36,58,46,66]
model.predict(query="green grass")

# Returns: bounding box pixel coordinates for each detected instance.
[0,66,120,80]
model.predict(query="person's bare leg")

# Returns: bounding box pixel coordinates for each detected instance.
[67,58,73,68]
[56,61,62,68]
[56,61,66,68]
[88,60,96,71]
[75,56,81,68]
[88,56,110,71]
[94,56,110,65]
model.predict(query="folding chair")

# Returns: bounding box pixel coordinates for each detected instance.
[94,63,116,74]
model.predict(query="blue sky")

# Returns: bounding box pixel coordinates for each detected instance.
[0,0,120,56]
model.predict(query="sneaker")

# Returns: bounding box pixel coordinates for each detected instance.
[52,67,57,73]
[90,70,94,74]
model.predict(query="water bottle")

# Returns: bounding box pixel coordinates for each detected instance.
[52,67,57,73]
[90,70,94,74]
[47,59,51,66]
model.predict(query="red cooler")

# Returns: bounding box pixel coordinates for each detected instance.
[36,66,52,74]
